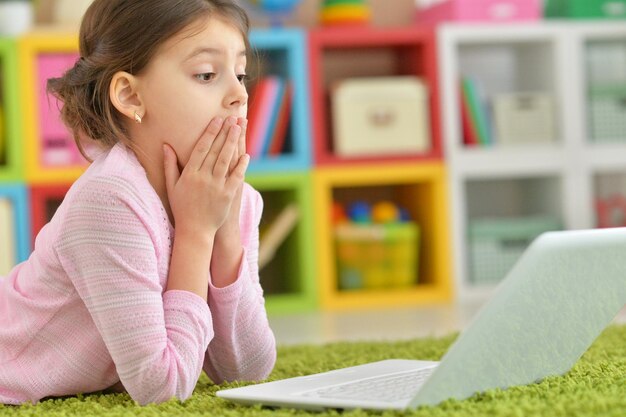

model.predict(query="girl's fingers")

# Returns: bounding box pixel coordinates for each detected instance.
[228,118,247,173]
[226,153,250,190]
[200,116,237,173]
[238,118,247,157]
[162,144,180,198]
[186,117,224,172]
[213,124,241,178]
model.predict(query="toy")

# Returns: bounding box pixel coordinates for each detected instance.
[596,194,626,228]
[332,201,348,224]
[319,0,371,26]
[371,201,400,223]
[334,201,419,290]
[243,0,302,27]
[399,207,411,222]
[347,201,371,223]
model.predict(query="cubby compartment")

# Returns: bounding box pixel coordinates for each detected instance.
[464,176,564,286]
[313,163,452,310]
[19,33,84,184]
[309,26,442,166]
[0,184,31,274]
[456,39,560,147]
[29,183,69,244]
[246,172,317,315]
[593,170,626,228]
[246,29,311,173]
[584,38,626,143]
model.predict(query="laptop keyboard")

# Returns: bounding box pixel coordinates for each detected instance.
[298,367,436,403]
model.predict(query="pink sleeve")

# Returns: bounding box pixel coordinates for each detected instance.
[203,185,277,383]
[55,177,214,405]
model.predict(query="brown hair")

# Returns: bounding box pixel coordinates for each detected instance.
[47,0,250,162]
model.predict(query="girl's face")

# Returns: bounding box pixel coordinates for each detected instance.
[137,16,248,167]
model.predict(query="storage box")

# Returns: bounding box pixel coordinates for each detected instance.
[589,85,626,142]
[416,0,541,24]
[469,216,561,285]
[335,222,419,290]
[331,76,431,157]
[545,0,626,19]
[492,92,557,145]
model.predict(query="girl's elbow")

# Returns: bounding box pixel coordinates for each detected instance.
[241,346,277,382]
[125,364,200,405]
[130,383,195,406]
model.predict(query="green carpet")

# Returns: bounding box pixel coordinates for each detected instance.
[2,325,625,416]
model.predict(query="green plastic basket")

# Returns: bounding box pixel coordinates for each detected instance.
[468,216,562,285]
[588,85,626,142]
[545,0,626,19]
[335,222,419,291]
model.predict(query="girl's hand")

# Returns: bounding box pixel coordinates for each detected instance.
[221,117,248,229]
[163,116,250,241]
[211,117,248,288]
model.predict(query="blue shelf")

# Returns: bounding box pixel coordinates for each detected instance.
[0,184,31,265]
[248,28,311,172]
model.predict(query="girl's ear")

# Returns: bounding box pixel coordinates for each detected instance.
[110,71,144,123]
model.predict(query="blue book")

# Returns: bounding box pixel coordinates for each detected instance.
[261,78,286,156]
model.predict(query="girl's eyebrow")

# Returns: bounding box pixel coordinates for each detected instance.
[185,47,247,61]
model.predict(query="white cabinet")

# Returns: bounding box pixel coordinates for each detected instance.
[438,22,626,300]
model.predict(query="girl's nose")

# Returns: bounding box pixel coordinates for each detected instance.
[224,78,248,110]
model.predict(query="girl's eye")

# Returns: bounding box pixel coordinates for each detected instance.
[237,74,248,84]
[195,73,215,82]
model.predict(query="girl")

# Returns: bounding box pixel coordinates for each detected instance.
[0,0,276,406]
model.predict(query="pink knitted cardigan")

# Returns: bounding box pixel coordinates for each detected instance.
[0,142,276,405]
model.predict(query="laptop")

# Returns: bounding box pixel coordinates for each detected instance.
[217,228,626,411]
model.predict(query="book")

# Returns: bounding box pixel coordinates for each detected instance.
[268,82,292,156]
[258,203,300,270]
[250,77,281,158]
[462,77,492,146]
[261,78,286,156]
[246,79,267,155]
[0,198,16,276]
[460,81,479,146]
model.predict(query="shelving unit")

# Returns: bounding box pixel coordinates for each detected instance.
[313,162,452,310]
[19,32,83,184]
[440,22,626,300]
[573,24,626,233]
[12,21,625,313]
[247,29,311,173]
[247,172,317,314]
[308,26,442,166]
[0,27,322,315]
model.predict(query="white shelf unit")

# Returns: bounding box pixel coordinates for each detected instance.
[439,22,626,300]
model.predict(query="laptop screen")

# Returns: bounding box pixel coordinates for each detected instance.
[410,228,626,407]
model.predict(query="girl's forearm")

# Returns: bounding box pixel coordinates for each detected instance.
[166,230,215,301]
[210,231,243,288]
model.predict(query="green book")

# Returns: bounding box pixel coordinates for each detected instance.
[462,78,492,146]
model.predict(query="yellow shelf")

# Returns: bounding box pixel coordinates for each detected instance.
[19,33,84,184]
[313,162,454,310]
